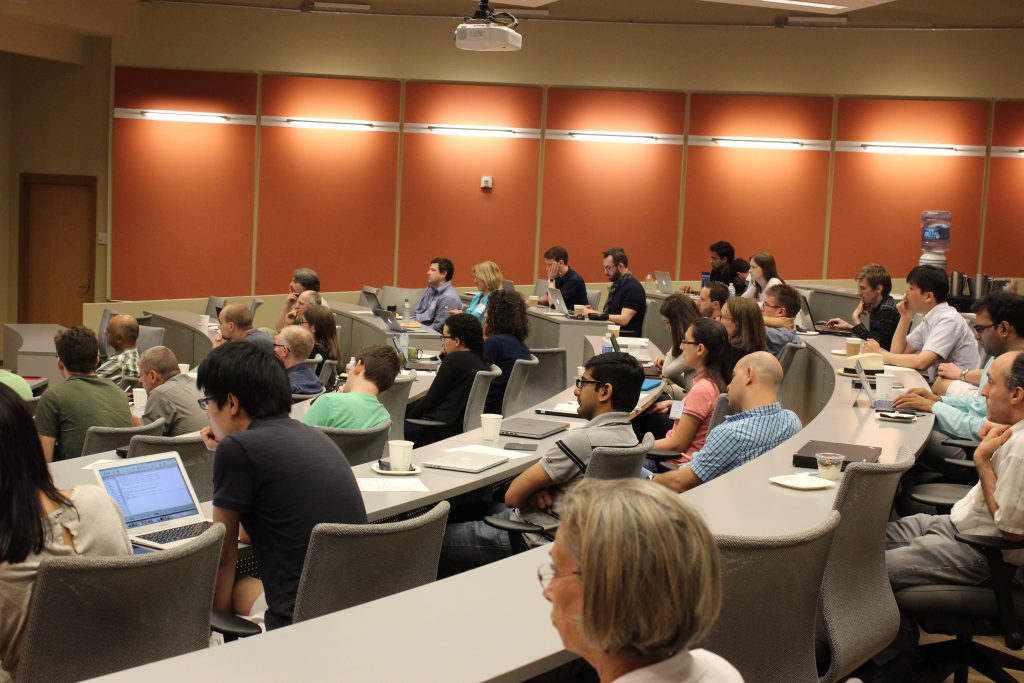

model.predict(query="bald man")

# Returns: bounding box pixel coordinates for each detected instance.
[96,314,140,384]
[653,351,802,493]
[274,325,324,395]
[216,303,274,353]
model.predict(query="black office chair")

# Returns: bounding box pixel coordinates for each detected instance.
[906,438,980,514]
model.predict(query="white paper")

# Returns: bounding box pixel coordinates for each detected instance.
[617,337,649,347]
[350,310,376,315]
[669,399,685,420]
[357,479,429,493]
[444,444,511,457]
[551,402,579,413]
[82,459,117,470]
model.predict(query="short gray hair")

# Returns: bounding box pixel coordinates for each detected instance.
[139,346,180,378]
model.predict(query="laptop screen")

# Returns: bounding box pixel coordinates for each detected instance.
[98,457,200,529]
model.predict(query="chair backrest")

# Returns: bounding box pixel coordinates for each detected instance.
[292,389,325,404]
[303,357,319,371]
[708,392,732,431]
[700,511,841,683]
[318,358,338,387]
[249,297,264,317]
[778,340,806,375]
[463,365,502,432]
[378,370,416,440]
[292,502,450,623]
[127,434,215,502]
[818,458,914,682]
[517,348,568,408]
[586,432,654,480]
[587,290,601,309]
[315,420,393,467]
[136,325,165,354]
[205,296,227,318]
[642,297,673,355]
[501,354,539,416]
[18,524,224,683]
[118,376,141,391]
[97,307,117,358]
[23,394,41,417]
[82,418,166,456]
[380,286,425,310]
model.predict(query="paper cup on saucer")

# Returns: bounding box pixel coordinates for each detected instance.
[388,440,415,472]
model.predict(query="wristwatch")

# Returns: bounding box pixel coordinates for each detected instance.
[960,369,968,381]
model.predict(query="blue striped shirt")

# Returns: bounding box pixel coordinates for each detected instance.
[688,402,802,483]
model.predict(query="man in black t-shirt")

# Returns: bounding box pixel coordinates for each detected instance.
[584,247,647,336]
[538,245,589,310]
[198,343,366,630]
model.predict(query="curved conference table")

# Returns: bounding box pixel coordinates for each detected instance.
[86,334,935,682]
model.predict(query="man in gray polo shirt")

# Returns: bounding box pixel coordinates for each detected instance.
[136,346,206,436]
[439,352,644,574]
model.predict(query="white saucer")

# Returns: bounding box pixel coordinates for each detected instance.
[796,330,820,336]
[769,473,836,490]
[370,463,421,476]
[831,349,847,356]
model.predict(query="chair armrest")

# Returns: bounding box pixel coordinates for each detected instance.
[955,533,1024,649]
[941,438,980,452]
[943,458,978,470]
[407,418,446,428]
[647,448,680,460]
[482,515,561,536]
[210,609,262,641]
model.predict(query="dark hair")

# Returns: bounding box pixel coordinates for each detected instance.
[357,344,402,392]
[765,284,801,318]
[749,252,783,298]
[54,326,99,374]
[585,352,644,412]
[659,294,701,358]
[724,297,767,354]
[732,258,750,274]
[1009,351,1024,392]
[687,319,731,391]
[432,257,455,282]
[0,384,73,564]
[906,265,949,303]
[302,304,341,362]
[544,245,569,265]
[444,313,483,355]
[603,247,628,268]
[111,316,139,344]
[974,291,1024,338]
[709,241,735,263]
[484,290,530,342]
[856,263,892,299]
[197,342,291,418]
[705,282,729,307]
[292,268,321,292]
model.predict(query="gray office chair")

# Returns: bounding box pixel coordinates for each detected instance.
[378,369,416,440]
[136,325,165,354]
[205,296,228,318]
[315,420,392,467]
[407,364,501,435]
[778,340,806,375]
[81,418,166,457]
[642,299,672,353]
[97,307,118,358]
[318,358,338,388]
[292,389,326,404]
[587,290,601,309]
[517,347,568,408]
[127,434,214,502]
[699,511,841,683]
[817,458,914,683]
[303,357,319,371]
[249,297,264,317]
[501,354,539,415]
[18,524,224,683]
[708,392,733,431]
[778,341,808,415]
[292,501,450,623]
[23,394,41,417]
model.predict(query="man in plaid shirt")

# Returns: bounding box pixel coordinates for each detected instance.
[96,314,140,385]
[826,263,901,350]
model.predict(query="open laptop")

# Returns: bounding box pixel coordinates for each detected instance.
[373,308,406,332]
[654,270,673,295]
[422,451,509,474]
[93,452,213,550]
[802,295,853,337]
[547,288,570,315]
[499,417,570,439]
[359,286,383,310]
[854,359,893,411]
[532,278,550,298]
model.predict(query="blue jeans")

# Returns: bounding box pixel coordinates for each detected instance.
[439,510,515,578]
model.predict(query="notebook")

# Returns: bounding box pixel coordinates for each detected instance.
[499,417,570,439]
[654,270,673,295]
[792,439,882,471]
[421,451,509,473]
[93,453,213,550]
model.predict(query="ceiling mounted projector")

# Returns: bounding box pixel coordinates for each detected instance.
[455,0,522,51]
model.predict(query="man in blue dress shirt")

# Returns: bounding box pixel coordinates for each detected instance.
[413,257,463,333]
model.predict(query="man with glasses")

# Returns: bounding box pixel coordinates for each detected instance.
[276,289,323,332]
[197,342,365,630]
[761,284,801,359]
[273,325,323,395]
[438,352,644,575]
[582,247,646,336]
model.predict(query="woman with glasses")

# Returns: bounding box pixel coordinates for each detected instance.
[653,294,703,393]
[740,252,784,304]
[541,479,740,683]
[721,296,767,371]
[297,304,341,385]
[0,384,132,678]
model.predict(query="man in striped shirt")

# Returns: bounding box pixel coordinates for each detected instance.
[96,314,140,385]
[654,352,801,493]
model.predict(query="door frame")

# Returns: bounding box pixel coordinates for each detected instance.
[18,173,97,323]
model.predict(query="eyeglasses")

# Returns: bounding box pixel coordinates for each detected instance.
[273,343,291,353]
[679,340,700,346]
[296,318,310,327]
[974,323,995,334]
[440,335,455,341]
[537,563,582,590]
[602,265,615,272]
[574,377,603,390]
[197,396,212,410]
[760,301,783,311]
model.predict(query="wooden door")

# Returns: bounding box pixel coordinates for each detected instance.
[19,175,97,327]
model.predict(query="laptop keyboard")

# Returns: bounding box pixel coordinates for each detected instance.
[137,521,213,545]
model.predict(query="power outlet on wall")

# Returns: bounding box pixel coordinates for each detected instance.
[480,176,493,189]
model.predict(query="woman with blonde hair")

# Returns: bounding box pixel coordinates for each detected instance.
[541,479,740,682]
[455,261,504,323]
[721,296,767,371]
[741,252,783,303]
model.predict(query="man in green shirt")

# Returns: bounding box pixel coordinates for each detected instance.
[35,326,132,461]
[303,344,401,430]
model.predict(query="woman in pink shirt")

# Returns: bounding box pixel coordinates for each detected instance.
[653,319,731,464]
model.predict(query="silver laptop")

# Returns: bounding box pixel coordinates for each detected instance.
[421,451,509,474]
[654,270,673,295]
[548,288,569,315]
[359,286,383,310]
[373,308,405,332]
[499,417,570,439]
[94,452,213,550]
[532,278,550,298]
[854,360,893,411]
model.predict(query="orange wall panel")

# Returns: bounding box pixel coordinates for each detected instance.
[256,127,399,293]
[689,94,833,140]
[682,148,829,280]
[261,74,400,121]
[114,67,257,114]
[397,134,539,287]
[828,153,984,279]
[111,119,255,299]
[546,88,686,134]
[838,98,989,146]
[981,158,1024,276]
[404,82,542,128]
[993,101,1024,147]
[540,140,682,282]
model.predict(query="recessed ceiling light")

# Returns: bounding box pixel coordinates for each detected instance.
[762,0,847,9]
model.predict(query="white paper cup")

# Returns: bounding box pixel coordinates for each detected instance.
[131,388,147,408]
[815,452,844,480]
[607,324,621,338]
[199,314,211,328]
[178,363,190,375]
[388,440,415,472]
[480,413,503,442]
[845,338,862,357]
[875,373,895,401]
[576,365,585,378]
[130,404,145,419]
[527,296,539,308]
[573,304,585,317]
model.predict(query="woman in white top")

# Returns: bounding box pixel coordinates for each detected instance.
[541,479,742,683]
[0,384,132,677]
[741,252,783,304]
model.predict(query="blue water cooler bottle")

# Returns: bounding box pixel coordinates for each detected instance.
[919,210,951,271]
